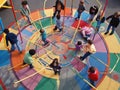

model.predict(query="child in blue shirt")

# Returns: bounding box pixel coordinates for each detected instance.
[4,29,22,53]
[40,29,49,46]
[53,14,63,32]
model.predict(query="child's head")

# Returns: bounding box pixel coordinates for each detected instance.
[40,29,44,34]
[114,12,120,17]
[56,14,60,20]
[4,29,9,34]
[77,41,82,45]
[87,40,93,45]
[21,0,28,7]
[89,66,95,73]
[29,49,36,56]
[80,0,84,4]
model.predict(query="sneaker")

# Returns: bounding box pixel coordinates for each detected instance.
[75,18,78,21]
[104,32,108,35]
[82,60,87,65]
[53,27,57,31]
[109,33,113,35]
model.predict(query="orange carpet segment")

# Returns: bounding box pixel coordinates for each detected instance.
[11,50,27,71]
[60,8,71,16]
[30,10,42,21]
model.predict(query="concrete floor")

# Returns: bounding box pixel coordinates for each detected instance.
[0,0,120,37]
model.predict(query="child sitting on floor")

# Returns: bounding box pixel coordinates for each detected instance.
[81,26,94,40]
[53,14,63,32]
[75,40,83,51]
[40,29,49,46]
[49,58,61,75]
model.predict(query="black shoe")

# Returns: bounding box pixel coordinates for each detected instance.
[53,27,57,31]
[109,33,114,35]
[75,18,78,21]
[104,32,108,35]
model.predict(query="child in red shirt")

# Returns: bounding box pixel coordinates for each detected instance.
[88,66,99,87]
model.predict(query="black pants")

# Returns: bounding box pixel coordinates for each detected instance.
[53,68,60,75]
[23,61,33,68]
[53,10,61,18]
[90,79,95,86]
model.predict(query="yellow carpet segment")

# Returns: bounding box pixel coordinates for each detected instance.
[44,8,54,17]
[97,76,119,90]
[101,33,120,53]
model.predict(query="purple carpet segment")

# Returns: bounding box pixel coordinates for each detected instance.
[71,58,85,72]
[94,34,107,53]
[16,67,42,90]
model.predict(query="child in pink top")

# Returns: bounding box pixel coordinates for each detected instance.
[81,26,94,40]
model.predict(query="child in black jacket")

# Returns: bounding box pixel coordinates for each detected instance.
[104,12,120,35]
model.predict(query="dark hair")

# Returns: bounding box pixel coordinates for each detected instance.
[4,29,9,34]
[87,40,93,45]
[40,29,44,33]
[89,66,95,73]
[50,58,59,66]
[56,14,60,19]
[77,41,82,45]
[21,0,28,5]
[29,49,36,56]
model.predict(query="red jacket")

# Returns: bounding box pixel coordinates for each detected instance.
[88,68,99,81]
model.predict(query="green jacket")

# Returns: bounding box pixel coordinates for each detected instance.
[24,52,33,64]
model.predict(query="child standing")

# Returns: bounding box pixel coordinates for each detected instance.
[20,0,31,24]
[23,49,36,69]
[104,12,120,35]
[4,29,22,53]
[53,14,63,32]
[52,0,64,18]
[75,0,85,20]
[80,40,96,61]
[40,29,49,46]
[88,66,99,86]
[49,58,61,75]
[88,5,98,23]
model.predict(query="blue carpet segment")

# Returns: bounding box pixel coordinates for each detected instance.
[74,11,90,21]
[75,52,108,89]
[0,50,10,66]
[17,85,26,90]
[21,29,33,37]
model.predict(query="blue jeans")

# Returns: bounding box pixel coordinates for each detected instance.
[11,41,22,52]
[106,24,115,34]
[42,38,48,45]
[90,79,95,86]
[81,52,91,61]
[77,11,82,19]
[26,15,31,24]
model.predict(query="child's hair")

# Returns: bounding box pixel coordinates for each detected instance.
[4,29,9,34]
[77,41,82,45]
[21,0,28,6]
[80,0,84,4]
[89,66,95,73]
[114,12,120,17]
[29,49,36,56]
[52,58,59,66]
[87,40,93,45]
[56,14,60,20]
[40,29,44,33]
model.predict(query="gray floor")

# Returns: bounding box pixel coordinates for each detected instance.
[0,0,120,37]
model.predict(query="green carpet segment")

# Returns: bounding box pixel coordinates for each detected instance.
[35,77,57,90]
[110,53,120,73]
